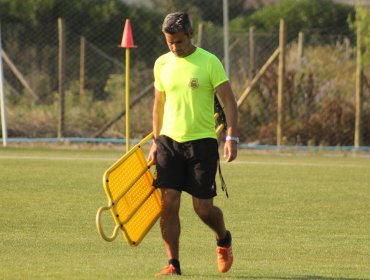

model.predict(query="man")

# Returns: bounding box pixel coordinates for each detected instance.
[148,11,239,276]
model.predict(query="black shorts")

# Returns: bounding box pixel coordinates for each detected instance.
[153,135,219,199]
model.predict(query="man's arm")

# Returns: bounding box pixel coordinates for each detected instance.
[216,81,238,162]
[148,88,166,163]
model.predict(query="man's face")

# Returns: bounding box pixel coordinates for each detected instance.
[164,31,194,57]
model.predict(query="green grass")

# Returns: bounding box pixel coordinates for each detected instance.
[1,146,370,279]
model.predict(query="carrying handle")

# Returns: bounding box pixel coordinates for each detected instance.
[96,205,120,242]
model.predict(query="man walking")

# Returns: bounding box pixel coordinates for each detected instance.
[148,11,239,276]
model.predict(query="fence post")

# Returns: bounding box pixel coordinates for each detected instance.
[197,22,203,47]
[277,18,286,146]
[344,37,351,59]
[297,31,304,68]
[237,48,279,108]
[57,18,66,138]
[249,26,255,79]
[1,51,38,100]
[80,36,85,104]
[354,14,364,148]
[0,24,8,147]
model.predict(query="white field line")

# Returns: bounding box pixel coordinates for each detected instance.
[225,160,370,169]
[0,155,116,161]
[0,154,369,169]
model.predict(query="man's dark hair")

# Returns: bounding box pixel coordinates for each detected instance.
[162,12,193,35]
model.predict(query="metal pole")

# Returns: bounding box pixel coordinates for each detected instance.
[125,48,130,152]
[0,24,8,147]
[119,19,135,152]
[223,0,230,76]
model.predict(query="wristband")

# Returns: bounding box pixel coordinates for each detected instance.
[225,135,239,144]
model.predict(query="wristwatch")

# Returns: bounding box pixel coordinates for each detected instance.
[225,135,239,144]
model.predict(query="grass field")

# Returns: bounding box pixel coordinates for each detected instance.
[1,146,369,280]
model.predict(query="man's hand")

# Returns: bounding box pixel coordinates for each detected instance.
[147,142,157,165]
[223,140,237,162]
[216,82,238,163]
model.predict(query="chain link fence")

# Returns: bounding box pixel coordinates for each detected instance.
[1,1,369,148]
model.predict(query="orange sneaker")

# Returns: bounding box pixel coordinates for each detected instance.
[155,264,181,276]
[217,245,233,273]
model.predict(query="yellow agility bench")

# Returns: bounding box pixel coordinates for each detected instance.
[96,133,161,246]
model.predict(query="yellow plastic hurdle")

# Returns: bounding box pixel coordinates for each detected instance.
[96,133,162,246]
[96,97,226,246]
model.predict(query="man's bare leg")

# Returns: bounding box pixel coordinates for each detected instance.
[192,197,227,240]
[160,188,181,261]
[192,196,233,273]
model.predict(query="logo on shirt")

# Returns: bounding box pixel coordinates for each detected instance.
[188,78,199,89]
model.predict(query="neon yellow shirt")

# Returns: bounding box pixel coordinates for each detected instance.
[154,47,228,142]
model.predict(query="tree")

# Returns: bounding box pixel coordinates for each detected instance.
[0,0,164,100]
[230,0,355,43]
[149,0,251,24]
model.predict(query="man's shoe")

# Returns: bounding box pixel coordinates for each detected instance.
[155,264,181,276]
[217,245,233,273]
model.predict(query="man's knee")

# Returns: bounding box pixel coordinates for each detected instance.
[161,188,181,215]
[193,199,214,221]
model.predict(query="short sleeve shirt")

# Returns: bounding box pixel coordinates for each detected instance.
[154,47,228,142]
